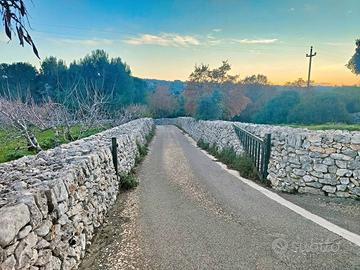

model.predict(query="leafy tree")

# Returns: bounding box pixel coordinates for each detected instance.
[347,39,360,75]
[253,91,300,123]
[221,83,250,120]
[330,86,360,113]
[285,78,308,88]
[1,0,39,57]
[184,61,239,117]
[148,86,178,118]
[288,93,351,124]
[189,61,238,84]
[133,77,147,104]
[0,50,149,113]
[0,62,37,99]
[241,74,268,85]
[196,90,223,120]
[39,57,67,102]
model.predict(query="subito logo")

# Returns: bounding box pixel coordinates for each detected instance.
[272,238,288,256]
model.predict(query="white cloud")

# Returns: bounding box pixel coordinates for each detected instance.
[323,41,350,47]
[233,38,278,44]
[124,33,200,47]
[212,28,222,32]
[124,32,279,48]
[54,38,114,46]
[289,7,295,11]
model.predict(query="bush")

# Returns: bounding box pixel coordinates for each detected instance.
[253,91,300,124]
[197,139,259,181]
[288,93,351,124]
[125,125,156,190]
[120,173,138,190]
[196,90,223,120]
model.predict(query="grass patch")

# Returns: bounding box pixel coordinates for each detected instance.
[0,125,110,164]
[287,123,360,131]
[120,125,156,190]
[197,139,259,181]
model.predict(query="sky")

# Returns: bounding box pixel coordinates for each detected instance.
[0,0,359,85]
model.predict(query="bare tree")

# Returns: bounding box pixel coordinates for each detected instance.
[0,97,44,151]
[69,83,110,139]
[1,0,39,57]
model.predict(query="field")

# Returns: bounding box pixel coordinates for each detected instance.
[288,123,360,131]
[0,126,109,164]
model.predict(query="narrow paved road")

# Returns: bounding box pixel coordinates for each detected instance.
[81,125,360,270]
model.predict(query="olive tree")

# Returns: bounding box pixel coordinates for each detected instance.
[1,0,39,57]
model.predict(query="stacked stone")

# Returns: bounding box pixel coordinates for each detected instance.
[234,122,360,199]
[173,117,244,155]
[0,118,154,270]
[158,117,360,199]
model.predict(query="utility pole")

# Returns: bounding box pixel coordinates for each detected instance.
[306,46,316,88]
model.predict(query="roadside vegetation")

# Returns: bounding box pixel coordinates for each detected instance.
[197,139,259,181]
[287,123,360,131]
[120,126,156,190]
[0,125,109,163]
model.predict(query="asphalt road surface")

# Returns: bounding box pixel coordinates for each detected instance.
[81,125,360,270]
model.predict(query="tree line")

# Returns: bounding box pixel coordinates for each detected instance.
[0,49,147,109]
[1,42,360,154]
[0,50,151,152]
[147,58,360,125]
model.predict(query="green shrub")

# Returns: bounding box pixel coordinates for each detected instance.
[287,92,351,124]
[124,125,156,190]
[135,125,156,165]
[145,126,156,144]
[197,139,260,181]
[120,173,139,190]
[4,149,34,162]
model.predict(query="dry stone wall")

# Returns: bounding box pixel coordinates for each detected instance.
[0,118,154,270]
[158,117,360,199]
[156,117,244,155]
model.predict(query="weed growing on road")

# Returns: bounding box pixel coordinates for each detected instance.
[121,125,156,190]
[197,139,259,181]
[121,173,139,190]
[135,126,156,164]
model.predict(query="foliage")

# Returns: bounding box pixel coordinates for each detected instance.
[0,0,39,57]
[221,83,251,119]
[240,74,268,85]
[122,125,155,190]
[148,86,178,118]
[189,61,238,84]
[233,84,277,123]
[0,125,108,163]
[287,92,351,124]
[184,61,250,119]
[253,91,300,124]
[197,139,259,180]
[145,126,156,144]
[196,90,223,120]
[120,173,139,190]
[0,50,147,111]
[288,123,360,131]
[285,78,308,88]
[330,87,360,113]
[347,39,360,75]
[0,62,38,100]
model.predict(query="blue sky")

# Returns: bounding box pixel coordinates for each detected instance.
[1,0,359,85]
